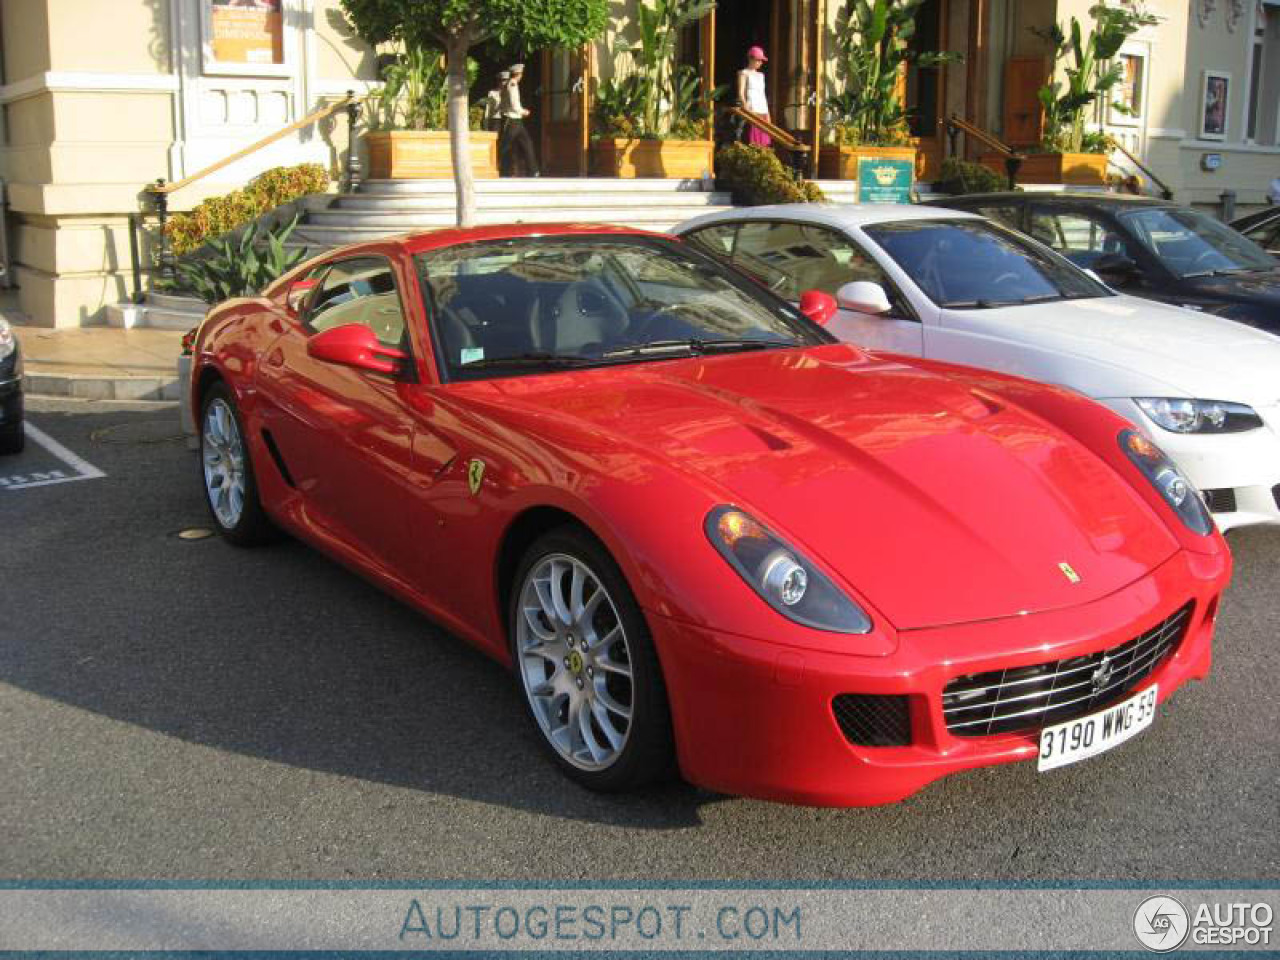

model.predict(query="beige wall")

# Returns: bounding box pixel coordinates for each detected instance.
[1,0,374,328]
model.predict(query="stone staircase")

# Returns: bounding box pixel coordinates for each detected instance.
[290,177,736,249]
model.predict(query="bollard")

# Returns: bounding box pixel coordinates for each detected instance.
[1219,189,1236,222]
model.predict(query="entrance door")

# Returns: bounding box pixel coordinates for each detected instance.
[906,0,948,182]
[540,45,592,176]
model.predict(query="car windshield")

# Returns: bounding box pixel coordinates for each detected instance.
[416,235,827,378]
[1120,206,1276,278]
[862,219,1109,309]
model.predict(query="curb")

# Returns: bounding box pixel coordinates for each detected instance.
[24,369,181,403]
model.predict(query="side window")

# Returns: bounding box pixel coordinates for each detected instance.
[1245,217,1280,255]
[1028,209,1131,268]
[732,221,910,316]
[974,204,1022,230]
[683,224,738,261]
[307,257,407,348]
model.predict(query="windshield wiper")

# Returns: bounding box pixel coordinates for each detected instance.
[457,353,596,371]
[940,299,1001,309]
[600,338,790,359]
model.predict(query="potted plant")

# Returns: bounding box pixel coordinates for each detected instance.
[591,0,718,179]
[360,45,499,179]
[820,0,959,193]
[980,1,1155,186]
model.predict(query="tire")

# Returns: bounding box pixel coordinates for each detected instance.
[0,422,23,455]
[510,526,675,792]
[199,382,276,546]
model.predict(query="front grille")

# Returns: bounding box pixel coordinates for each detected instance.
[942,603,1193,738]
[1202,488,1237,513]
[832,694,912,746]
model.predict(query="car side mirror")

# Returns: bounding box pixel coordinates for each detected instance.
[798,290,838,326]
[286,279,317,314]
[835,280,892,316]
[1091,253,1137,283]
[307,323,408,376]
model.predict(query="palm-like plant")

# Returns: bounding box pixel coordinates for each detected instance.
[1035,2,1157,154]
[171,216,308,305]
[601,0,715,138]
[827,0,960,147]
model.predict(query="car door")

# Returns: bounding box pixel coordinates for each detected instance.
[729,219,925,355]
[1025,203,1162,296]
[256,255,422,578]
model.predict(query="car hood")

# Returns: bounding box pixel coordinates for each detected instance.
[941,295,1280,406]
[482,344,1179,630]
[1181,266,1280,308]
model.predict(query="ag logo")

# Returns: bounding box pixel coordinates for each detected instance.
[1090,655,1115,694]
[466,459,486,496]
[1133,895,1190,952]
[1058,561,1082,584]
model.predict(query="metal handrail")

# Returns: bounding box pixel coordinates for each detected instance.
[142,91,362,286]
[1105,135,1174,201]
[943,114,1023,189]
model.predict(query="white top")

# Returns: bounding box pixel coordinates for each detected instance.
[499,80,525,119]
[740,69,769,114]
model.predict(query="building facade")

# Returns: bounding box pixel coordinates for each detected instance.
[1,0,1277,328]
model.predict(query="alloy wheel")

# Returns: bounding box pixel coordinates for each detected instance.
[202,398,246,530]
[516,553,635,771]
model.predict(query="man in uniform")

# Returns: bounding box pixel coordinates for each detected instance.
[498,63,539,177]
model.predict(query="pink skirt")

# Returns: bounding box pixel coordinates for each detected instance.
[748,114,772,148]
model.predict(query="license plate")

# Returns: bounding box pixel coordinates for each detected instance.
[1037,684,1158,772]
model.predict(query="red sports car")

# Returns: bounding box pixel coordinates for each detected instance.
[190,224,1230,806]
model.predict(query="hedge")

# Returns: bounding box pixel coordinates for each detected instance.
[714,144,825,206]
[165,163,330,255]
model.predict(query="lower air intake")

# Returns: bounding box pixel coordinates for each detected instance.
[832,694,912,747]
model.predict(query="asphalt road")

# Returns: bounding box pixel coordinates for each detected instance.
[2,399,1277,881]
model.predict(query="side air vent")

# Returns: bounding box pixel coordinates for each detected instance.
[260,429,296,488]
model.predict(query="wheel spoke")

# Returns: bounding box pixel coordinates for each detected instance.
[591,701,625,752]
[569,565,586,621]
[575,698,604,764]
[593,679,632,721]
[549,560,573,625]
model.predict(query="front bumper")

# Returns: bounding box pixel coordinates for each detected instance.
[652,547,1229,806]
[1101,398,1280,532]
[0,363,22,430]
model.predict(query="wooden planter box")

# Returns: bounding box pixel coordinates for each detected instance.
[591,138,714,179]
[365,130,499,179]
[818,144,918,181]
[979,151,1108,186]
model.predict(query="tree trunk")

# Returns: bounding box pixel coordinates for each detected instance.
[445,38,475,228]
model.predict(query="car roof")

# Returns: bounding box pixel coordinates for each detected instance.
[311,223,668,263]
[675,203,982,234]
[930,191,1176,210]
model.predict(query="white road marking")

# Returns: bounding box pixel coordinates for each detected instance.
[0,422,106,490]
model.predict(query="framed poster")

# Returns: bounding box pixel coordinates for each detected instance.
[203,0,288,76]
[856,156,913,204]
[1199,70,1230,140]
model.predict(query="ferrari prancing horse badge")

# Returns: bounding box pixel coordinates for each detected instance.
[467,459,486,496]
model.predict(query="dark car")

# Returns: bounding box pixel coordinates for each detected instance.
[928,192,1280,332]
[0,315,24,454]
[1229,206,1280,256]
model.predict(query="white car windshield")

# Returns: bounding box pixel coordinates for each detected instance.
[863,219,1111,309]
[1121,206,1276,278]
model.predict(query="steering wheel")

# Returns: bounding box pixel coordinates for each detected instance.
[1189,248,1223,270]
[990,271,1021,286]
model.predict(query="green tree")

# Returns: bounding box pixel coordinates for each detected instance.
[341,0,609,226]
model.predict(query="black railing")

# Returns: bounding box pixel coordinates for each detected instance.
[943,114,1022,189]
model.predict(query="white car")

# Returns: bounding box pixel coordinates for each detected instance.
[673,204,1280,531]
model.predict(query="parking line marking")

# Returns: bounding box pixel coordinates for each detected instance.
[0,422,106,490]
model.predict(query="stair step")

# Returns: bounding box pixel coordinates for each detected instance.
[290,214,728,247]
[356,177,714,195]
[310,205,731,228]
[332,192,732,212]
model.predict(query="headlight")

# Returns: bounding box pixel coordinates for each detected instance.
[1134,397,1262,434]
[705,506,872,634]
[1119,430,1213,535]
[0,318,14,362]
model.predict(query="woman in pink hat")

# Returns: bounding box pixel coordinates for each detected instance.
[736,46,771,147]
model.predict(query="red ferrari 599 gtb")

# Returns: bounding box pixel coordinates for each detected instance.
[189,224,1230,806]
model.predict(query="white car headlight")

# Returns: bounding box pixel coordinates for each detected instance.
[1134,397,1262,434]
[706,506,872,634]
[0,317,14,362]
